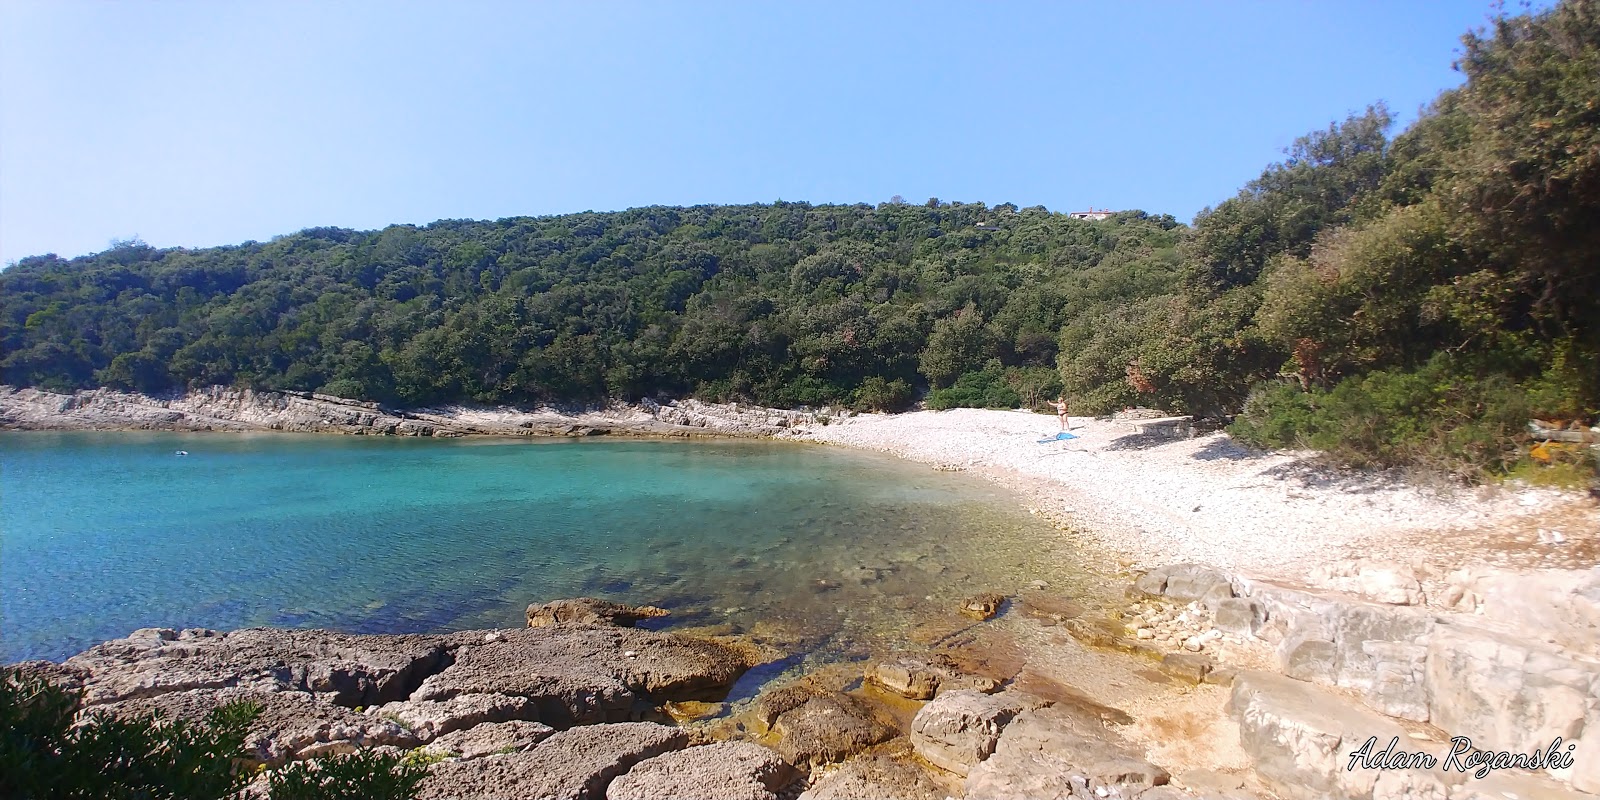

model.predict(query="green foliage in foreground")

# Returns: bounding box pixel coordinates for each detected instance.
[268,749,427,800]
[0,668,423,800]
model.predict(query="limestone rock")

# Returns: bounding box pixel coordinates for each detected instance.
[1449,770,1597,799]
[797,754,949,800]
[1227,670,1440,800]
[367,692,536,742]
[1308,560,1424,606]
[865,660,941,700]
[1134,564,1234,607]
[63,626,451,707]
[410,625,752,727]
[526,597,670,629]
[1424,622,1597,756]
[418,721,689,800]
[909,690,1049,777]
[99,688,417,765]
[963,705,1169,800]
[1159,653,1213,685]
[1245,580,1436,721]
[1574,716,1600,794]
[424,720,555,760]
[607,741,795,800]
[754,686,895,768]
[1213,597,1265,636]
[960,593,1007,621]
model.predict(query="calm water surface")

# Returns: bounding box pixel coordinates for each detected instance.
[1,432,1100,664]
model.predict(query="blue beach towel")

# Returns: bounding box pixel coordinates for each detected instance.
[1036,431,1078,443]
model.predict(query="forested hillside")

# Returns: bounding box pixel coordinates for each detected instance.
[3,0,1596,479]
[1,202,1183,412]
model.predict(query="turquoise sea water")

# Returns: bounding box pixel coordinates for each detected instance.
[1,432,1094,664]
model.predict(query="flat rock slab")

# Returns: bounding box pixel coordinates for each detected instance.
[64,626,451,707]
[411,625,752,727]
[368,693,537,742]
[910,690,1049,777]
[418,721,689,800]
[1227,670,1445,800]
[964,705,1168,800]
[97,687,417,765]
[423,720,555,761]
[607,741,795,800]
[798,754,950,800]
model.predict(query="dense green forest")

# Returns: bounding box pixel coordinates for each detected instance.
[3,0,1597,479]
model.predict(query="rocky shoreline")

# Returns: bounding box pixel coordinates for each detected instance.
[0,385,829,439]
[7,389,1600,798]
[13,564,1600,799]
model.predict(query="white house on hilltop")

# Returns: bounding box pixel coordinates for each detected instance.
[1068,208,1115,221]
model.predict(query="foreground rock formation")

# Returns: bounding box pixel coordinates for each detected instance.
[0,385,830,438]
[1130,562,1600,798]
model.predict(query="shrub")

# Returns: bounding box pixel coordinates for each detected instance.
[0,667,429,800]
[268,750,428,800]
[926,363,1021,410]
[852,376,914,412]
[1,667,259,800]
[1228,355,1590,483]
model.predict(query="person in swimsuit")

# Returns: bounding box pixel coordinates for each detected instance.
[1049,396,1069,430]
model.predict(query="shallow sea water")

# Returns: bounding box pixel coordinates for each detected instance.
[1,432,1104,665]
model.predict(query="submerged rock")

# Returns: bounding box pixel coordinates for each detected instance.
[526,597,671,629]
[960,593,1007,621]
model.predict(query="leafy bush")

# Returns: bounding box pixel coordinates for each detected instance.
[268,749,428,800]
[852,376,914,412]
[1228,355,1592,482]
[0,667,429,800]
[926,363,1021,410]
[1,667,259,800]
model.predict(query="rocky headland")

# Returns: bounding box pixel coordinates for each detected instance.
[0,385,824,438]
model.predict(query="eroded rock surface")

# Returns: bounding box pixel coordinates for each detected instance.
[607,741,795,800]
[797,754,950,800]
[418,722,689,800]
[910,690,1050,777]
[964,705,1169,800]
[753,686,895,768]
[368,693,537,742]
[423,720,555,761]
[411,625,753,727]
[98,687,418,765]
[64,627,451,707]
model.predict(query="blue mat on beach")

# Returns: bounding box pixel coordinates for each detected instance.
[1036,431,1078,443]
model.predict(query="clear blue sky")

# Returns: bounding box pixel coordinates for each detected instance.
[0,1,1528,265]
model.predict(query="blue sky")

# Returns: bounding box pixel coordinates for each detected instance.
[0,1,1528,265]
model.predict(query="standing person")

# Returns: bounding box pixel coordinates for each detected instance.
[1049,396,1069,431]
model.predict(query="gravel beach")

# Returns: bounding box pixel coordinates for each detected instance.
[785,408,1585,582]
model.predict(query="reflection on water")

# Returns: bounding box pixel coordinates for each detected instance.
[1,432,1111,665]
